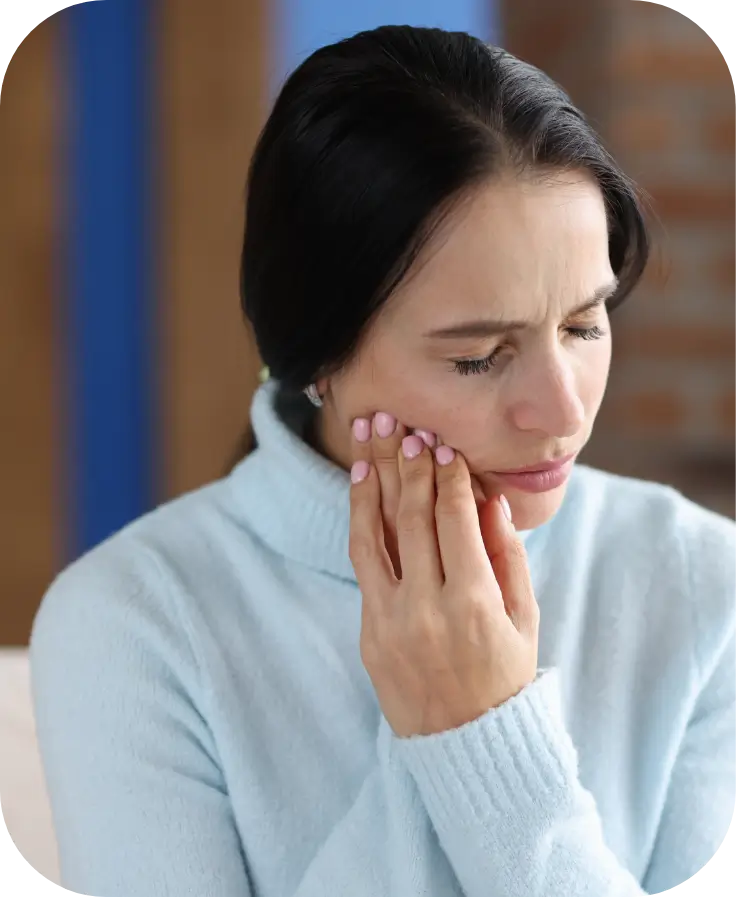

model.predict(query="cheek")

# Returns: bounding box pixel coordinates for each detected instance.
[432,340,612,455]
[389,381,493,448]
[579,337,612,411]
[422,397,500,458]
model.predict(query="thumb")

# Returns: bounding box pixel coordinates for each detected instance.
[479,495,538,636]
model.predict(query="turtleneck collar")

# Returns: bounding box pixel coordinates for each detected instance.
[227,379,535,583]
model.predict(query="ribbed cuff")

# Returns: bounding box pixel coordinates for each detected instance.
[387,668,581,854]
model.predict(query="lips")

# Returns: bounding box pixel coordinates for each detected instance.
[481,452,579,495]
[491,452,577,475]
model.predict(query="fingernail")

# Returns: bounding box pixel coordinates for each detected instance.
[412,429,437,448]
[500,494,512,523]
[352,418,371,443]
[402,434,424,460]
[351,460,370,483]
[375,412,396,438]
[435,445,455,466]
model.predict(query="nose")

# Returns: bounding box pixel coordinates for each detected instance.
[509,350,586,438]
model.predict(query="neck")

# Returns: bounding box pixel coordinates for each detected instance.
[308,400,355,474]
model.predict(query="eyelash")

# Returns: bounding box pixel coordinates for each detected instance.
[451,326,607,376]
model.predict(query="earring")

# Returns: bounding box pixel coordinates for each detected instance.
[304,383,323,408]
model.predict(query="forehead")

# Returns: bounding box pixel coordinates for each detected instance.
[388,171,613,323]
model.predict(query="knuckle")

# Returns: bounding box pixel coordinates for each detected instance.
[402,456,431,485]
[465,586,491,613]
[374,453,398,471]
[464,590,493,622]
[436,489,467,520]
[407,609,443,646]
[349,533,375,566]
[397,504,427,534]
[508,537,528,562]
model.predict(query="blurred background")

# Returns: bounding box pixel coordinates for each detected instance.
[1,0,734,647]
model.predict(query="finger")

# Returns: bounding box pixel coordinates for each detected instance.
[435,437,486,508]
[371,413,408,577]
[349,461,398,601]
[469,473,486,508]
[352,413,391,567]
[351,415,373,465]
[395,435,444,587]
[433,446,492,587]
[478,496,539,636]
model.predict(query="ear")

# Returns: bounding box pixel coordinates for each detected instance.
[315,376,330,399]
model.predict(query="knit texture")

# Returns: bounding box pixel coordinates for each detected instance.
[30,379,735,896]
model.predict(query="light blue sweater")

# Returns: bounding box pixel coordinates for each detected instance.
[30,379,735,896]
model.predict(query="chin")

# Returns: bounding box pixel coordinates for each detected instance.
[477,475,570,531]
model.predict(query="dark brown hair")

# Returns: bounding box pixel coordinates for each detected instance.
[233,25,649,464]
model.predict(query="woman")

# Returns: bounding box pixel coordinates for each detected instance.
[30,25,734,897]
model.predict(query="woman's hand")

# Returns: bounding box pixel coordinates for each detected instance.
[349,413,540,738]
[350,413,487,578]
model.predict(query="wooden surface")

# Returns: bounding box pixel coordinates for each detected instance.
[0,1,269,645]
[0,19,60,645]
[158,0,266,500]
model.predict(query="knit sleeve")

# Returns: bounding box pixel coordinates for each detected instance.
[388,500,735,897]
[29,542,256,897]
[387,667,653,896]
[642,625,735,893]
[641,498,736,893]
[28,540,462,897]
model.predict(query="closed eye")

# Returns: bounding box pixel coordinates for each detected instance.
[451,325,607,376]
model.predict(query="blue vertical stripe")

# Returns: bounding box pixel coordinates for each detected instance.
[270,0,498,96]
[63,0,156,559]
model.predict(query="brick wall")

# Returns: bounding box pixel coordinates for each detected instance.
[500,0,735,517]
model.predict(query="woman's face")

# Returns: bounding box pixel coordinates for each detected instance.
[319,170,615,531]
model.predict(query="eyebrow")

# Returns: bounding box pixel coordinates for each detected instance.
[422,279,620,340]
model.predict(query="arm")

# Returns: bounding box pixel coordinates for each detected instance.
[643,499,736,893]
[30,547,256,896]
[389,660,734,897]
[642,624,735,892]
[294,755,462,896]
[29,543,461,897]
[389,667,646,896]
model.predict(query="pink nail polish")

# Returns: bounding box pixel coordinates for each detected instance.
[351,460,370,483]
[375,412,396,438]
[435,445,455,466]
[402,435,424,459]
[413,429,437,448]
[352,418,371,443]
